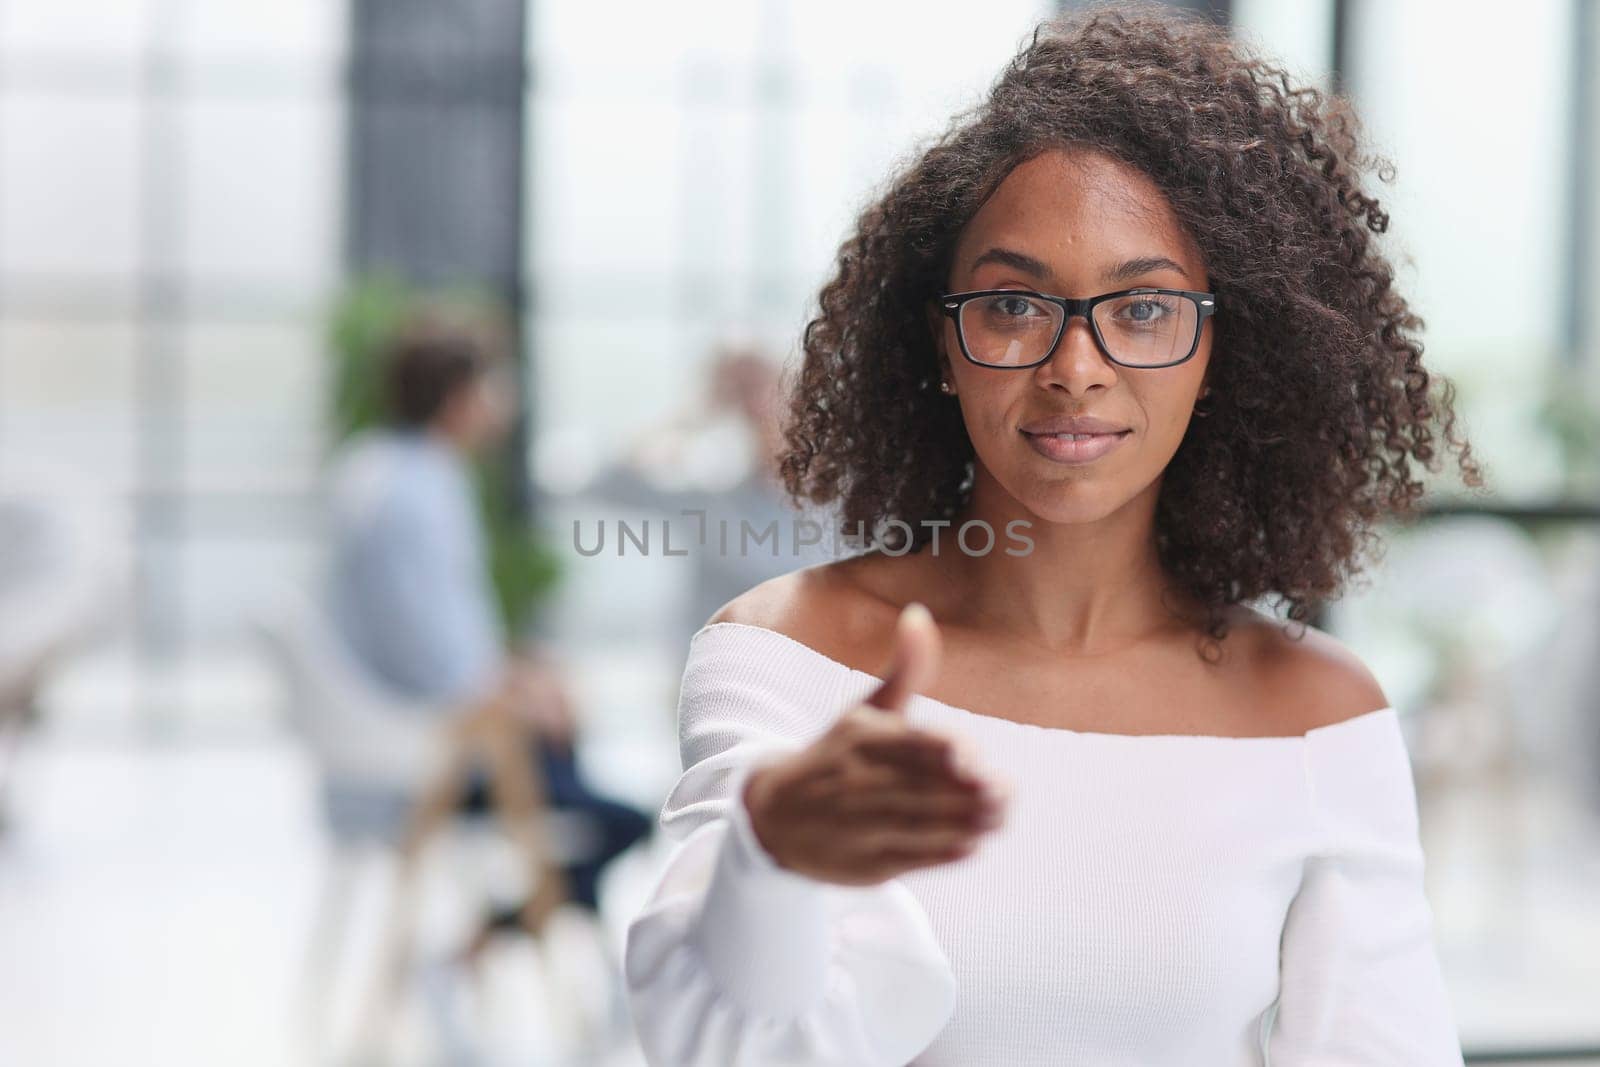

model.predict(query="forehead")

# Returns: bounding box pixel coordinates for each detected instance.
[952,146,1205,282]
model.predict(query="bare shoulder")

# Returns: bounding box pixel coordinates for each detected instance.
[704,554,905,671]
[1229,605,1392,735]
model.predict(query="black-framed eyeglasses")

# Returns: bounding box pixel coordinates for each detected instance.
[937,287,1217,370]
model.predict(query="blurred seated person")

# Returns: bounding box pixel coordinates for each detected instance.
[321,307,652,926]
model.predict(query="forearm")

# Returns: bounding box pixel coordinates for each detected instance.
[686,759,834,1017]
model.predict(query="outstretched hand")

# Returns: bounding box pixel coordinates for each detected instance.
[743,603,1011,886]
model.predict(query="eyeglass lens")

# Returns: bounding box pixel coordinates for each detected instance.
[957,292,1200,367]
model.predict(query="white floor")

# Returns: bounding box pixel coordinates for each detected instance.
[0,728,683,1067]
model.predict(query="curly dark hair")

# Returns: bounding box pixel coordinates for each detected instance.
[776,0,1485,649]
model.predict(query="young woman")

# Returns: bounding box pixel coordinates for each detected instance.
[624,4,1482,1064]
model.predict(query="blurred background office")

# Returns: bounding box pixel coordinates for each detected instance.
[0,0,1597,1064]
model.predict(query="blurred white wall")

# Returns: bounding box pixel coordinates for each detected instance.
[0,0,346,730]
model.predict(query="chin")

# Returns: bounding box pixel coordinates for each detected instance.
[998,472,1114,523]
[1023,495,1121,527]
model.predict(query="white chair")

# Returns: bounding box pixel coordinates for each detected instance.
[246,582,589,1057]
[246,579,592,857]
[0,457,130,832]
[247,581,447,827]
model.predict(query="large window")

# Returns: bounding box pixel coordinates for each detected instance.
[0,1,345,731]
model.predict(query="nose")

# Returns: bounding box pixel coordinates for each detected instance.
[1033,313,1118,396]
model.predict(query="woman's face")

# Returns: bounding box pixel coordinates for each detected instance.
[935,146,1213,527]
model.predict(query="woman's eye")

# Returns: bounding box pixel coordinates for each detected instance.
[987,295,1041,318]
[1118,298,1174,323]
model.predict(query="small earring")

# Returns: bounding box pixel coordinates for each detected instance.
[1194,387,1214,417]
[939,380,953,394]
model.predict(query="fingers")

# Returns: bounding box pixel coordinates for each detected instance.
[851,821,994,859]
[864,601,941,714]
[831,736,1012,842]
[849,721,995,792]
[853,730,960,776]
[834,780,1002,825]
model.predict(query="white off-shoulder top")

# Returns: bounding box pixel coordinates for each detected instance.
[623,621,1465,1066]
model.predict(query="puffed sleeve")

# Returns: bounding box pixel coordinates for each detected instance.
[1267,708,1465,1065]
[622,623,958,1067]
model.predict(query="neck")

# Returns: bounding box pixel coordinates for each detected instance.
[422,419,468,455]
[933,466,1197,657]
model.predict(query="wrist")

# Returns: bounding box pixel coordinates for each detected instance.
[741,764,787,870]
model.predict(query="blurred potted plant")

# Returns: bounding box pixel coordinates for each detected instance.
[1539,362,1600,501]
[325,273,566,637]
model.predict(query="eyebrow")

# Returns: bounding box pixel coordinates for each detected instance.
[969,247,1195,286]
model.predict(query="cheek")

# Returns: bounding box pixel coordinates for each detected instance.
[951,375,1019,445]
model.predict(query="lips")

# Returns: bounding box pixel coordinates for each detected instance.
[1018,414,1130,436]
[1022,430,1129,441]
[1020,427,1132,464]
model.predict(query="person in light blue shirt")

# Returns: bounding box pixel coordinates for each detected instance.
[325,417,508,713]
[321,310,650,918]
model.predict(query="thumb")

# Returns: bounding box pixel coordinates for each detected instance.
[865,602,942,714]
